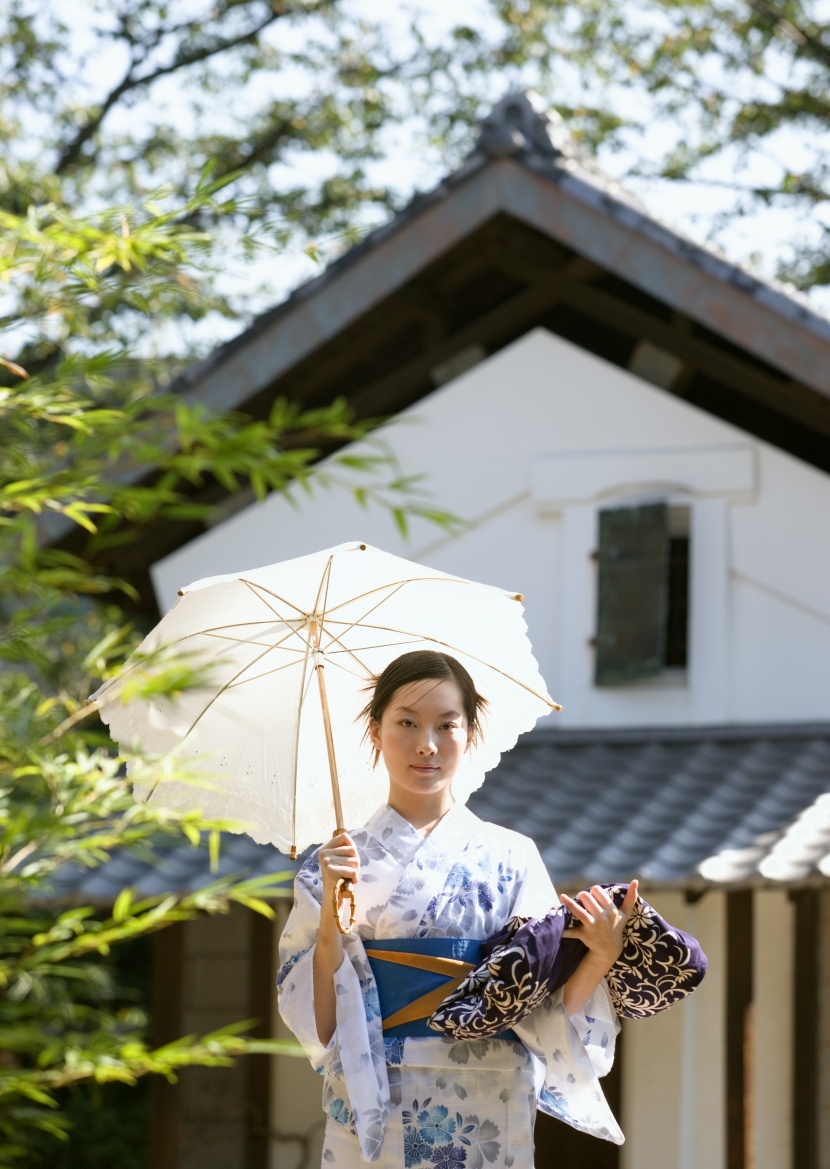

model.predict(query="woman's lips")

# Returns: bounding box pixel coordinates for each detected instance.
[411,764,438,772]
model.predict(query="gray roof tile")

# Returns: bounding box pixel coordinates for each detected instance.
[46,723,830,902]
[468,723,830,888]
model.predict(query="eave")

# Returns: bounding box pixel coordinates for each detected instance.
[56,133,830,616]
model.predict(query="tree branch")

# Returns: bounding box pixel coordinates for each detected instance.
[747,0,830,72]
[54,5,289,175]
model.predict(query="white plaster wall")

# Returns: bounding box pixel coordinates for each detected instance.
[620,890,725,1169]
[730,576,830,721]
[152,327,830,726]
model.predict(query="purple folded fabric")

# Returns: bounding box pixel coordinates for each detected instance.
[429,883,707,1039]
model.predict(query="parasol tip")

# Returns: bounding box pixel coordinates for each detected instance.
[513,593,524,602]
[552,702,563,711]
[290,845,298,860]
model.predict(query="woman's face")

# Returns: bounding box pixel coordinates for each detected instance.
[369,677,472,805]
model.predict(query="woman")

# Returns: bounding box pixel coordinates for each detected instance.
[277,650,637,1166]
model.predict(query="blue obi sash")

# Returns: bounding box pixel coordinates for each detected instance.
[364,937,518,1041]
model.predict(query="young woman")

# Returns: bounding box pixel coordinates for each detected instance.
[277,650,637,1167]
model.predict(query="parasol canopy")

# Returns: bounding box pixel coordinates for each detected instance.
[89,541,558,858]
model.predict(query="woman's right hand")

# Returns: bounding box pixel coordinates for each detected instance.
[318,830,360,914]
[313,831,360,1044]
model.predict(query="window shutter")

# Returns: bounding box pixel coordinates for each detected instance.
[594,503,670,685]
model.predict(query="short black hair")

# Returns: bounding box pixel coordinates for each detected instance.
[360,650,488,766]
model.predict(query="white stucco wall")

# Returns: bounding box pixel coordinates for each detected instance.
[152,327,830,728]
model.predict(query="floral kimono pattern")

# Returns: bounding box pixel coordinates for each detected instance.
[277,803,622,1167]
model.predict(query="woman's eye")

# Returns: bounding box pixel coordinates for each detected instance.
[400,719,414,728]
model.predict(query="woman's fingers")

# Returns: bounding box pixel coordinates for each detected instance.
[562,881,639,930]
[563,887,608,922]
[323,857,359,878]
[560,892,593,925]
[319,831,360,887]
[323,830,355,851]
[620,879,639,919]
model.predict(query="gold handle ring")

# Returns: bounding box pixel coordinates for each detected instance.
[332,878,356,935]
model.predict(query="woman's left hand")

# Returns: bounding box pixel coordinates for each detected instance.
[560,880,639,968]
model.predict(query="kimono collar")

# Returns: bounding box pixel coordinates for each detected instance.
[363,802,478,865]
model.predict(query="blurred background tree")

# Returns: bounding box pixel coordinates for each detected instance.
[1,0,827,331]
[0,182,449,1161]
[477,0,830,293]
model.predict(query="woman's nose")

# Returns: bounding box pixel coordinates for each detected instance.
[416,732,438,755]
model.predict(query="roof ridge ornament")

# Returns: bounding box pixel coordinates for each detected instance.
[474,90,569,160]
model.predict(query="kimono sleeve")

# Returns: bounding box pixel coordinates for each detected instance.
[276,859,339,1075]
[511,838,624,1144]
[276,857,391,1162]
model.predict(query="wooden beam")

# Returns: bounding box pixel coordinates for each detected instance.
[149,924,185,1169]
[725,891,753,1169]
[351,276,568,416]
[388,288,448,349]
[791,890,819,1169]
[244,909,277,1169]
[491,249,830,437]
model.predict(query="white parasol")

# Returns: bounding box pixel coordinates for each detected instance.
[89,542,558,865]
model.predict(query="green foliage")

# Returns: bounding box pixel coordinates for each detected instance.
[4,0,827,323]
[478,0,830,290]
[0,181,455,1160]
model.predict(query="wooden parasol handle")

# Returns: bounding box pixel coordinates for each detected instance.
[311,619,354,935]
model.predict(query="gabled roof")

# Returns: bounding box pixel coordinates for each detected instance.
[62,92,830,614]
[49,723,830,902]
[182,91,830,406]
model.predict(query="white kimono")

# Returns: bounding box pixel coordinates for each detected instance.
[277,803,623,1167]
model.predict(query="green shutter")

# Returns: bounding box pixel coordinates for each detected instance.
[594,503,669,686]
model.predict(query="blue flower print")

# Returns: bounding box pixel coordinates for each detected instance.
[384,1036,405,1065]
[403,1097,431,1128]
[417,1105,456,1145]
[540,1085,577,1124]
[404,1127,433,1167]
[445,864,472,894]
[328,1098,351,1125]
[448,1039,490,1065]
[276,948,309,988]
[475,882,494,912]
[357,839,386,865]
[299,851,322,889]
[495,862,514,895]
[361,980,381,1023]
[431,1146,467,1168]
[457,1116,501,1168]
